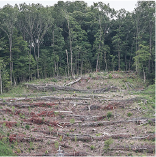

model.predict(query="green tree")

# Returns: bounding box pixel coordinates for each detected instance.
[133,44,151,83]
[18,3,38,80]
[0,59,10,93]
[0,4,18,85]
[35,5,53,78]
[11,32,30,83]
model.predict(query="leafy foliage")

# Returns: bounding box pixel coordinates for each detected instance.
[0,1,154,92]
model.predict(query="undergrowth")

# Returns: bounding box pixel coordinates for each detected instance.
[0,129,15,156]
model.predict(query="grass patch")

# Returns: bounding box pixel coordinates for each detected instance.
[0,141,15,156]
[0,129,15,156]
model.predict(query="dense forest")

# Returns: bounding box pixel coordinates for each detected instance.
[0,1,155,92]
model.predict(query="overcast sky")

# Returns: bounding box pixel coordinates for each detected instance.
[0,0,138,12]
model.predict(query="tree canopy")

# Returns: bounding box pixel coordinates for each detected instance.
[0,1,155,92]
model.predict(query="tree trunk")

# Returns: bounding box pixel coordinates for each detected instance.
[37,42,40,79]
[29,45,31,81]
[66,18,73,77]
[81,59,83,76]
[70,38,73,77]
[118,50,120,71]
[33,43,37,78]
[143,68,146,83]
[148,21,152,72]
[96,15,102,72]
[104,52,107,71]
[96,53,99,72]
[66,50,69,76]
[0,67,2,94]
[9,39,12,85]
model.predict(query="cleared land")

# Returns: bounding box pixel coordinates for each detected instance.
[0,71,155,156]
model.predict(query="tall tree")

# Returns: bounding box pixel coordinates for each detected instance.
[35,5,53,78]
[133,44,151,83]
[0,4,18,85]
[18,3,38,80]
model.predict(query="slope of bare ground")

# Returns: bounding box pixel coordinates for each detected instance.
[0,71,155,156]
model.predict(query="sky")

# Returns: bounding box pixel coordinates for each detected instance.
[0,0,138,12]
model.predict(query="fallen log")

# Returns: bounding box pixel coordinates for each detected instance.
[2,96,84,103]
[69,102,90,105]
[64,77,81,86]
[113,145,155,153]
[146,134,155,140]
[18,152,87,157]
[65,134,92,142]
[2,102,58,108]
[131,134,155,140]
[25,83,85,92]
[36,96,91,101]
[32,129,58,136]
[23,117,59,126]
[0,108,38,118]
[65,114,107,121]
[92,133,134,140]
[8,134,43,142]
[24,83,118,93]
[93,86,118,93]
[23,117,78,127]
[78,118,155,127]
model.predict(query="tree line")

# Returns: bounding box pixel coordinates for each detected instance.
[0,1,155,93]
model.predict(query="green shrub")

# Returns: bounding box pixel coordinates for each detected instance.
[54,141,59,149]
[52,78,57,82]
[107,112,112,119]
[103,138,113,153]
[0,141,15,156]
[25,124,30,130]
[70,118,75,124]
[127,112,133,117]
[108,74,112,79]
[90,145,95,150]
[87,86,91,89]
